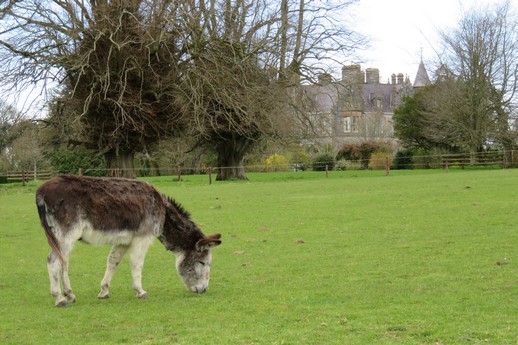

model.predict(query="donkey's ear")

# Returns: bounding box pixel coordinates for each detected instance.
[196,233,222,251]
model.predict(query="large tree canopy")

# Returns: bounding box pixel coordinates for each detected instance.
[1,0,185,176]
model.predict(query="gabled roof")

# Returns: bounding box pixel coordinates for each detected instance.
[413,60,430,87]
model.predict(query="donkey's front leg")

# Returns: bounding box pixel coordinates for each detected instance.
[98,244,129,299]
[128,236,154,299]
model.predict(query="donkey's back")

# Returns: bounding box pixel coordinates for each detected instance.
[37,174,166,235]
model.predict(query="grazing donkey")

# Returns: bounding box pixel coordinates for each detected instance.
[36,174,222,307]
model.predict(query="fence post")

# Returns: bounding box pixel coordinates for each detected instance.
[445,161,449,172]
[325,164,328,177]
[385,156,390,176]
[208,167,212,185]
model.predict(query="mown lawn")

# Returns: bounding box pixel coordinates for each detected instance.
[0,169,516,344]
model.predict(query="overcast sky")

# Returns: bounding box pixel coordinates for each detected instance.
[347,0,517,84]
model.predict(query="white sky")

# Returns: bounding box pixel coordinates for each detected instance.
[7,0,517,114]
[347,0,517,83]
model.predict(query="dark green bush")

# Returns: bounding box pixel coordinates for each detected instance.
[49,147,104,176]
[336,141,388,169]
[312,153,335,171]
[393,149,414,169]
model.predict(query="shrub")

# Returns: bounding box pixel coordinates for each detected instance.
[412,147,450,169]
[336,141,388,169]
[290,150,310,171]
[312,153,335,171]
[49,147,104,176]
[335,159,362,171]
[368,152,389,170]
[265,153,288,172]
[393,149,414,169]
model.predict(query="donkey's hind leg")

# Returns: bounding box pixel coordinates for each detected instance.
[61,253,76,303]
[47,251,67,307]
[59,237,77,305]
[98,244,129,299]
[48,238,77,307]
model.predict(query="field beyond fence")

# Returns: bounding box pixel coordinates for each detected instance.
[0,169,516,344]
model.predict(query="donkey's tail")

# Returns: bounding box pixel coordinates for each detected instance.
[36,194,65,264]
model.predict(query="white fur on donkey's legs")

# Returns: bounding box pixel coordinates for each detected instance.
[48,251,67,307]
[98,244,129,299]
[129,236,154,299]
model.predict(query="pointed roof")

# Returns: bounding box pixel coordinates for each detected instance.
[413,60,430,87]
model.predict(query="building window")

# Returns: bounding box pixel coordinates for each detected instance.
[343,116,358,133]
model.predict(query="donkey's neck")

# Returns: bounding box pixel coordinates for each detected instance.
[158,199,205,252]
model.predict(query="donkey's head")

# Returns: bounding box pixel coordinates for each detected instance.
[175,234,222,293]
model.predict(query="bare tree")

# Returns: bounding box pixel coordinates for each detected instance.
[174,0,363,180]
[0,0,183,177]
[437,0,518,163]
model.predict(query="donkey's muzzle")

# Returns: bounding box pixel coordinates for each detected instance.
[192,285,208,294]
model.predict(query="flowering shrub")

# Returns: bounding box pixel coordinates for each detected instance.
[265,153,289,172]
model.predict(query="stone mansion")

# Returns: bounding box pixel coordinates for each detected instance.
[301,61,431,146]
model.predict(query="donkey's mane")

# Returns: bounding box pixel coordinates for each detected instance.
[165,196,191,219]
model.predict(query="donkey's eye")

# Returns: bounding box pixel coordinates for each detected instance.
[198,261,206,266]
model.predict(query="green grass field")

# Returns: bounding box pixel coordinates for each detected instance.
[0,169,516,344]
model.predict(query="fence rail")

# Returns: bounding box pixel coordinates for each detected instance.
[441,152,506,169]
[6,170,54,185]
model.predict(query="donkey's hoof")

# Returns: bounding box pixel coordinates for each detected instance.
[55,299,68,308]
[98,292,110,299]
[65,293,76,303]
[137,292,149,300]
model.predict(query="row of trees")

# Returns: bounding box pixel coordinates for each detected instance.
[394,1,518,165]
[0,0,363,179]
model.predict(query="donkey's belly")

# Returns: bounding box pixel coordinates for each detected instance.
[79,227,137,246]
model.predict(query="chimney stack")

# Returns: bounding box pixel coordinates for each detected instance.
[342,64,364,84]
[365,68,380,84]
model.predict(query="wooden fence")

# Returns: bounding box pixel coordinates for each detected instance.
[6,170,54,185]
[441,152,507,170]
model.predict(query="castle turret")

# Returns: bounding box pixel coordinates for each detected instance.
[397,73,404,84]
[413,60,431,87]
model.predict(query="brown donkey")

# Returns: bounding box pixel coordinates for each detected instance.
[36,175,221,307]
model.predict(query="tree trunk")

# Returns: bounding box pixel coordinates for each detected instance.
[215,149,247,180]
[469,144,478,165]
[105,149,136,178]
[215,137,253,180]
